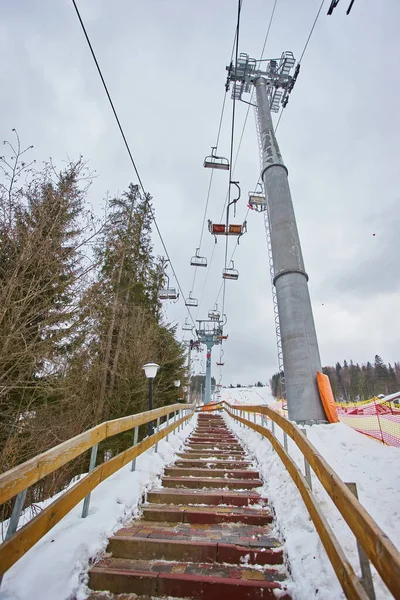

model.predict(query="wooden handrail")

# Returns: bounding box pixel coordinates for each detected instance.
[0,409,194,576]
[224,406,368,600]
[0,403,192,506]
[217,401,400,599]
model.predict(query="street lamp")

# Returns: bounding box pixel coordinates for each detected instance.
[143,362,160,436]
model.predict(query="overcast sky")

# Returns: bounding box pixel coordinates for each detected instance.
[2,0,399,386]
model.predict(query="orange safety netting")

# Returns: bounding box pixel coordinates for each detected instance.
[336,395,400,447]
[266,395,400,447]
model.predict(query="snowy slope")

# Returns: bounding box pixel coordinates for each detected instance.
[223,389,400,600]
[0,417,197,600]
[220,385,275,405]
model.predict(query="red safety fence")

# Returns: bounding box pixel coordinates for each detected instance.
[336,396,400,447]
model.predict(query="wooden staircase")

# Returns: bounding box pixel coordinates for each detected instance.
[88,412,291,599]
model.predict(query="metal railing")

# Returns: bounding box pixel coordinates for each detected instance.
[201,401,400,600]
[0,403,195,578]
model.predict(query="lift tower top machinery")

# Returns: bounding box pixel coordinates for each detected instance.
[226,52,326,423]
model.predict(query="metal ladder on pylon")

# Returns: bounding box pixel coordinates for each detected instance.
[254,106,286,405]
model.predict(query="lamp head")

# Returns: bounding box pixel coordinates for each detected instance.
[143,362,160,379]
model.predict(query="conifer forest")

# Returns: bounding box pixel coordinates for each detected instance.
[0,134,187,511]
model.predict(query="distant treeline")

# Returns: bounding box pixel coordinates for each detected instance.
[270,355,400,401]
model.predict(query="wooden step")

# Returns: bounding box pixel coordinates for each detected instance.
[147,489,266,506]
[89,557,289,599]
[164,467,260,479]
[142,504,274,525]
[161,476,262,490]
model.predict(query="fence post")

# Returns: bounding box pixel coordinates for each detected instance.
[300,429,312,490]
[345,483,376,600]
[166,413,170,442]
[81,443,99,518]
[173,410,177,434]
[0,488,28,586]
[271,419,275,436]
[283,431,288,453]
[131,425,139,471]
[373,396,385,444]
[155,417,161,453]
[4,488,27,540]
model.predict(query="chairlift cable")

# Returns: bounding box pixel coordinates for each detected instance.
[190,4,245,297]
[299,0,325,64]
[70,0,199,336]
[274,0,325,133]
[221,0,242,324]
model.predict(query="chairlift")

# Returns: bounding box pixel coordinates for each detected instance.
[159,273,179,301]
[222,260,239,281]
[208,220,247,243]
[203,147,230,171]
[182,319,192,331]
[190,248,207,268]
[185,291,198,308]
[216,334,228,341]
[248,184,267,213]
[208,309,221,321]
[158,262,179,301]
[216,362,225,367]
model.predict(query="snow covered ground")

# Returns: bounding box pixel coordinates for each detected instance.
[0,415,197,600]
[221,385,275,405]
[223,389,400,600]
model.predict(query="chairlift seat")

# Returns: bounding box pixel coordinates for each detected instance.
[212,224,226,234]
[190,255,207,267]
[185,297,198,308]
[190,248,207,268]
[208,310,221,321]
[216,362,225,366]
[222,268,239,280]
[203,151,230,171]
[228,224,242,235]
[159,287,178,300]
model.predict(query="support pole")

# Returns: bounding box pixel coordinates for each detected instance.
[187,343,192,404]
[131,425,139,471]
[254,77,326,424]
[148,378,154,436]
[82,443,98,518]
[204,341,212,405]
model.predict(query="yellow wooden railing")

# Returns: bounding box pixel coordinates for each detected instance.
[202,401,400,600]
[0,402,195,577]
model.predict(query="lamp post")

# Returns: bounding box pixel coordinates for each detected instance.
[143,362,160,436]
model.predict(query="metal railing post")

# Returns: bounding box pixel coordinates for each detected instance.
[345,482,376,600]
[155,417,161,453]
[81,443,99,518]
[283,430,288,453]
[166,413,170,442]
[0,488,28,586]
[5,488,27,540]
[173,410,177,434]
[131,426,139,471]
[300,429,312,490]
[271,420,275,436]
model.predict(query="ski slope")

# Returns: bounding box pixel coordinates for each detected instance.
[220,385,275,405]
